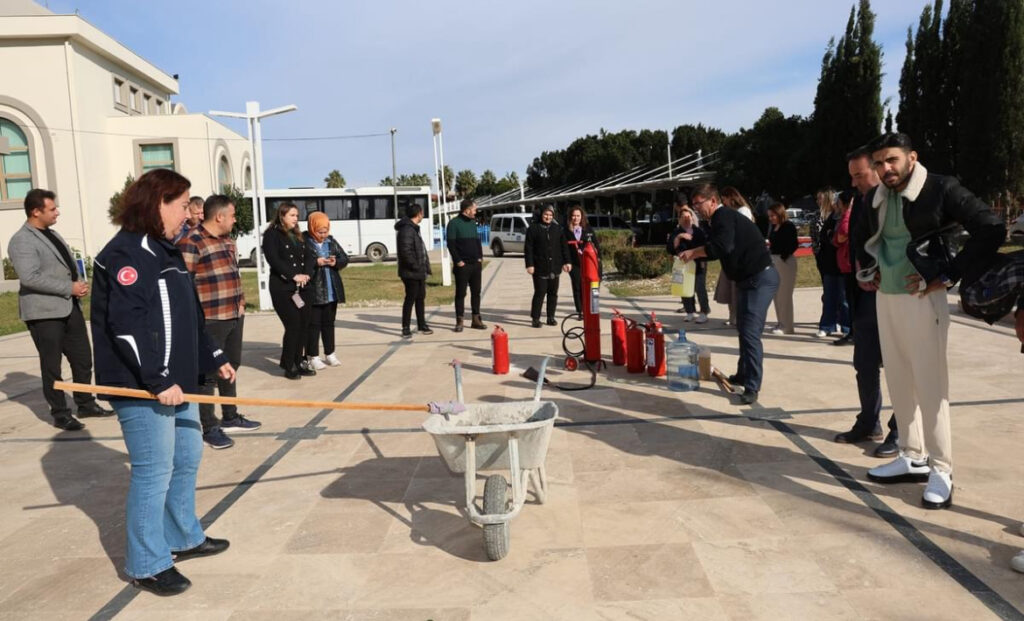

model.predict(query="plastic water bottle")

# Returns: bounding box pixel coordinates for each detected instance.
[667,329,700,392]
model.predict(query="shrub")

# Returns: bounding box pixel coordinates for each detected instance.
[612,247,673,278]
[595,229,633,258]
[3,257,16,280]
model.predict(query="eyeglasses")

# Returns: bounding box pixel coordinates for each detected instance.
[692,197,710,207]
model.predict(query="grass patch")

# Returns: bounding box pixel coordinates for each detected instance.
[607,255,821,298]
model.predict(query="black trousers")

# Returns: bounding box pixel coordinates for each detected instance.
[531,274,560,320]
[26,303,98,419]
[307,302,338,357]
[270,283,311,370]
[848,285,898,438]
[401,277,427,329]
[569,267,583,313]
[453,261,482,318]
[199,317,243,433]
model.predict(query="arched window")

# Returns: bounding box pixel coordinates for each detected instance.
[0,118,32,200]
[243,165,252,191]
[217,155,231,191]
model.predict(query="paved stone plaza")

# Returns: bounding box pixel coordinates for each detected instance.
[1,256,1022,620]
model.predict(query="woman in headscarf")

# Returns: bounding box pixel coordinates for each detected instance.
[304,211,348,369]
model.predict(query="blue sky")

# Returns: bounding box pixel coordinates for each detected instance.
[48,0,935,188]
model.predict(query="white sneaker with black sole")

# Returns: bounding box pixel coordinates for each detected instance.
[922,470,953,509]
[1012,550,1024,574]
[308,356,327,371]
[866,455,930,483]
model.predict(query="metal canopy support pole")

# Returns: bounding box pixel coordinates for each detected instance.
[433,118,452,287]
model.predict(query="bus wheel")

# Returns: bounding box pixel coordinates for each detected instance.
[249,249,256,266]
[366,243,388,263]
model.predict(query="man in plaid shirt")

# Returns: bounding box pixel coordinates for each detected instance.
[177,194,261,449]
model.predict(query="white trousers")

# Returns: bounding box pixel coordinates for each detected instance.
[876,290,952,472]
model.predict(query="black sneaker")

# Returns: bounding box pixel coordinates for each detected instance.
[221,415,261,433]
[546,318,558,326]
[297,360,316,376]
[401,327,413,338]
[77,405,114,418]
[132,566,191,596]
[172,536,230,562]
[202,427,234,450]
[531,319,542,328]
[738,389,758,405]
[53,415,85,431]
[418,325,434,335]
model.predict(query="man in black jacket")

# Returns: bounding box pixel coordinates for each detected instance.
[833,147,899,457]
[855,132,1005,510]
[681,183,778,404]
[396,203,433,337]
[524,205,571,327]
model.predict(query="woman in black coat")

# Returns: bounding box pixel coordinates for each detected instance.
[304,211,348,368]
[767,203,799,335]
[261,203,314,379]
[564,204,601,315]
[395,202,433,337]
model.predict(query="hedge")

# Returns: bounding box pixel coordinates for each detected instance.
[595,229,633,257]
[612,247,673,278]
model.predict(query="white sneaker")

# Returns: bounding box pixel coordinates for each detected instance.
[1012,550,1024,574]
[866,455,930,484]
[324,352,341,367]
[1019,523,1024,537]
[683,313,694,322]
[922,470,953,509]
[308,356,327,371]
[770,328,785,336]
[815,330,828,338]
[695,313,708,324]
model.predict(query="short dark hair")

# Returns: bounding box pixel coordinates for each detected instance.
[189,195,204,208]
[674,193,689,207]
[459,198,476,212]
[115,169,191,238]
[845,145,871,162]
[691,183,720,203]
[867,132,914,154]
[24,188,56,217]
[404,202,423,219]
[203,194,233,221]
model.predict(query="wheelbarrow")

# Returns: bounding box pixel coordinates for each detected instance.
[422,358,557,561]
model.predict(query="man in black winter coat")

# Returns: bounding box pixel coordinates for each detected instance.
[524,205,571,327]
[396,203,433,337]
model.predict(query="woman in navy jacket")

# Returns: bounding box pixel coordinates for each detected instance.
[91,169,234,596]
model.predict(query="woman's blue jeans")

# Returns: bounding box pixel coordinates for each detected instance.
[819,273,850,333]
[114,400,205,579]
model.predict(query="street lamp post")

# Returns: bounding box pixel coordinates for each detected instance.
[210,101,297,311]
[432,118,452,286]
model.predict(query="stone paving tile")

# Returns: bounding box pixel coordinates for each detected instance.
[1,259,1022,619]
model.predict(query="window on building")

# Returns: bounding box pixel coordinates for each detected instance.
[143,93,152,115]
[129,87,139,111]
[139,143,175,172]
[243,165,252,190]
[217,155,231,191]
[113,78,125,106]
[155,99,165,115]
[0,118,33,201]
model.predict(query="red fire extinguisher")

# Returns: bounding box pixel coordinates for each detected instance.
[492,325,509,374]
[626,316,645,374]
[645,312,666,377]
[610,309,627,366]
[580,242,602,363]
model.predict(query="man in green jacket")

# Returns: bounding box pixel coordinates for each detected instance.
[446,198,486,332]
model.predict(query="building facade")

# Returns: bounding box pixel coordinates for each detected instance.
[0,0,250,268]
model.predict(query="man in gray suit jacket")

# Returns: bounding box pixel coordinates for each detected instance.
[7,189,111,430]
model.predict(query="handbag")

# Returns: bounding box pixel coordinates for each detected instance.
[906,223,960,285]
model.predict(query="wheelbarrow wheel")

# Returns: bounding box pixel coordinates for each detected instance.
[482,474,510,561]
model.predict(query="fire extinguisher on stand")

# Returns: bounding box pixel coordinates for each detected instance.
[645,312,666,377]
[610,309,628,366]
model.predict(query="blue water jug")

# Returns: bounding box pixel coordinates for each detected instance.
[667,329,700,392]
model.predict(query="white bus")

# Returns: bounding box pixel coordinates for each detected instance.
[236,186,432,263]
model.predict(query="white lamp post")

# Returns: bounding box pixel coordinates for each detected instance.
[432,118,452,286]
[210,101,297,311]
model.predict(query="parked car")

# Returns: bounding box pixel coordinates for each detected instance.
[488,213,532,257]
[588,213,640,245]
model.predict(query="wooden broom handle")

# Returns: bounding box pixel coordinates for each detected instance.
[53,381,429,412]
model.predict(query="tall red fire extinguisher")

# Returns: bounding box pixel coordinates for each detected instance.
[645,312,666,377]
[610,309,627,366]
[626,316,645,373]
[580,242,602,364]
[492,325,509,374]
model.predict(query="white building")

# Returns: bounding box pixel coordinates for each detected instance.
[0,0,250,267]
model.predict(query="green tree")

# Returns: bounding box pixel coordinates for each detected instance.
[324,169,346,188]
[717,107,810,201]
[107,174,135,223]
[454,169,478,198]
[670,124,727,161]
[897,1,953,173]
[494,171,521,194]
[476,169,499,196]
[440,165,455,196]
[380,172,432,186]
[222,184,254,236]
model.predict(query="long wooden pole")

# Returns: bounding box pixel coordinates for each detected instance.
[53,381,428,412]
